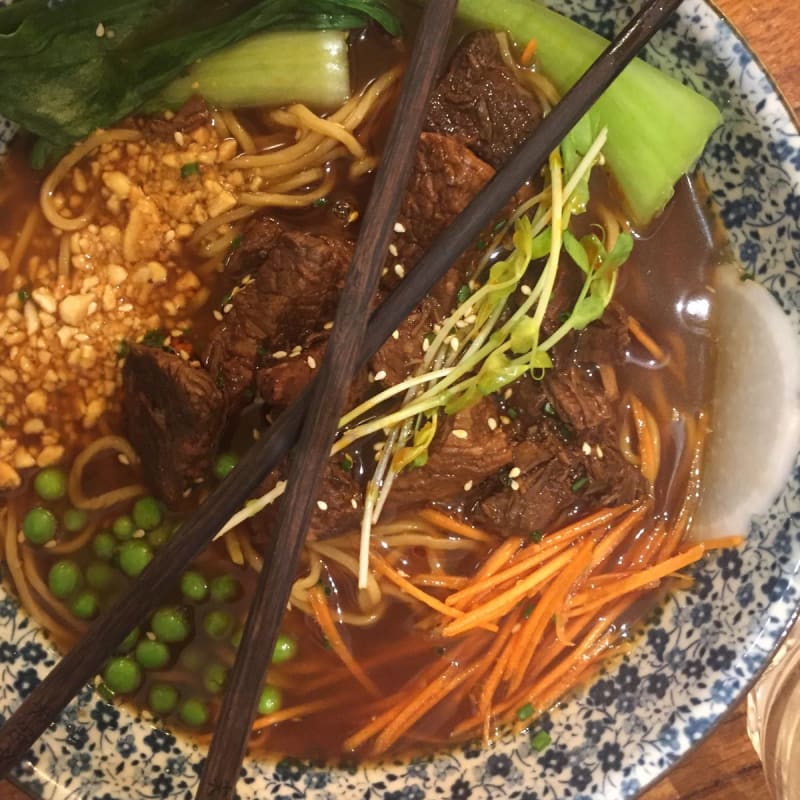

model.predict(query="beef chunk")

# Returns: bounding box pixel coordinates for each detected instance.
[384,132,495,307]
[390,399,513,508]
[425,31,543,169]
[573,302,630,365]
[477,420,647,536]
[223,216,283,290]
[544,365,612,432]
[140,96,211,140]
[205,231,353,411]
[122,345,225,505]
[370,297,439,386]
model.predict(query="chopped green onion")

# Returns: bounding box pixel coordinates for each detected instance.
[517,703,535,721]
[180,162,200,179]
[571,476,589,493]
[530,730,552,752]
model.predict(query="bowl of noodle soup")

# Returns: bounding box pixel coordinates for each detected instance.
[0,1,799,799]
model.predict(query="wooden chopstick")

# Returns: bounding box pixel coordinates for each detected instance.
[195,1,459,797]
[0,0,685,781]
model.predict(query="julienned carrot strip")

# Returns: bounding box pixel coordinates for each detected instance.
[569,543,705,616]
[442,548,574,637]
[520,36,538,65]
[505,535,597,691]
[252,694,357,732]
[419,508,497,543]
[446,506,627,609]
[308,588,382,697]
[630,394,657,485]
[412,573,468,589]
[372,661,480,755]
[701,535,744,551]
[467,535,524,587]
[589,505,648,571]
[621,521,667,569]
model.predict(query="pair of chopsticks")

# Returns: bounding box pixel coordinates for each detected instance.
[0,1,685,797]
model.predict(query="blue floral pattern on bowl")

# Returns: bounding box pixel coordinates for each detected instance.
[0,1,798,798]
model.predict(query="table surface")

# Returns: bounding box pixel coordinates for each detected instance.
[1,1,797,799]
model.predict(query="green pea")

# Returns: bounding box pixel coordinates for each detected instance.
[213,452,239,481]
[147,523,171,549]
[132,497,163,531]
[116,627,140,654]
[151,606,190,643]
[149,683,179,715]
[118,540,153,578]
[103,656,142,694]
[203,609,233,640]
[135,639,170,670]
[112,515,136,541]
[257,684,282,716]
[92,530,116,561]
[86,561,116,592]
[47,560,82,600]
[180,570,208,603]
[272,633,298,664]
[70,590,99,620]
[179,697,209,727]
[202,662,228,694]
[178,644,205,672]
[63,508,89,533]
[209,574,240,603]
[22,507,56,545]
[33,467,67,501]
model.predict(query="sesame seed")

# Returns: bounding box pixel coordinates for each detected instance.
[394,263,406,278]
[374,370,387,382]
[223,303,233,314]
[596,446,604,459]
[510,480,520,491]
[504,388,513,399]
[307,356,317,369]
[350,498,358,509]
[520,284,532,296]
[119,303,133,313]
[449,336,460,352]
[252,428,261,440]
[422,338,430,353]
[347,211,360,225]
[373,441,385,451]
[182,488,192,498]
[146,631,156,641]
[133,529,146,539]
[463,480,474,492]
[394,222,406,233]
[317,500,328,511]
[272,350,288,360]
[388,244,399,257]
[117,454,130,465]
[487,417,498,431]
[323,321,334,331]
[95,22,105,37]
[509,466,521,479]
[392,329,400,340]
[500,415,511,425]
[212,310,223,321]
[452,429,468,439]
[582,442,592,456]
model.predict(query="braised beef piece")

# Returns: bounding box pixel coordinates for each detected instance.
[370,296,439,386]
[389,399,513,508]
[425,31,543,169]
[140,96,211,140]
[544,364,612,431]
[383,132,495,307]
[573,302,630,365]
[122,345,225,505]
[205,231,353,412]
[223,216,283,290]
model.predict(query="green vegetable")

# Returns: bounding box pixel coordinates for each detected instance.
[132,497,162,531]
[147,523,172,549]
[0,0,399,165]
[530,729,552,752]
[272,633,298,664]
[92,530,116,561]
[213,453,239,481]
[33,467,67,501]
[180,162,200,179]
[180,570,209,603]
[209,575,239,603]
[70,590,100,619]
[179,697,209,727]
[159,30,351,112]
[22,507,56,545]
[203,609,233,640]
[151,606,191,643]
[86,561,116,592]
[257,684,283,716]
[117,627,141,654]
[103,657,142,694]
[112,515,135,541]
[149,683,179,715]
[441,0,722,223]
[203,662,228,695]
[63,508,89,533]
[517,702,535,721]
[47,560,82,599]
[118,540,154,577]
[135,639,170,670]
